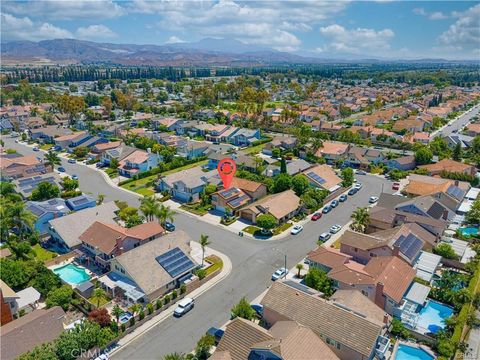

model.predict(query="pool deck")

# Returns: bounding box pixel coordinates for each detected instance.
[390,341,436,359]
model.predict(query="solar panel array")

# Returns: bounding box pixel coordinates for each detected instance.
[220,187,240,198]
[306,171,326,184]
[446,185,465,200]
[27,204,45,217]
[228,194,250,208]
[394,234,423,260]
[155,247,195,278]
[427,202,446,219]
[18,176,57,194]
[72,197,89,206]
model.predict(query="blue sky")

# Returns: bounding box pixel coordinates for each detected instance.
[1,1,479,59]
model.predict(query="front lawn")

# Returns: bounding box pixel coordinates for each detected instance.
[272,222,292,235]
[105,168,118,178]
[40,144,54,150]
[243,143,266,155]
[136,188,155,196]
[243,225,261,234]
[180,203,211,216]
[32,244,57,262]
[162,159,208,176]
[205,255,223,276]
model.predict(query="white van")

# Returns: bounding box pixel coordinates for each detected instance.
[174,297,194,317]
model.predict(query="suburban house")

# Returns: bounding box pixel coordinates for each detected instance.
[91,141,122,155]
[26,198,70,235]
[229,128,261,146]
[345,147,385,169]
[212,177,267,214]
[315,141,350,163]
[79,221,165,270]
[177,140,210,159]
[302,164,343,192]
[152,117,183,131]
[65,194,97,211]
[0,281,41,323]
[403,174,470,198]
[13,173,62,198]
[117,149,161,178]
[101,144,137,165]
[261,281,388,360]
[466,123,480,137]
[211,317,340,360]
[262,136,297,155]
[0,155,49,180]
[263,158,313,177]
[419,159,477,177]
[307,248,416,315]
[394,195,456,221]
[29,126,73,143]
[53,131,90,150]
[157,167,220,203]
[238,189,301,224]
[387,155,416,171]
[48,202,119,252]
[101,230,198,304]
[1,306,66,360]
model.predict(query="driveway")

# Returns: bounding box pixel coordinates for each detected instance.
[4,137,393,359]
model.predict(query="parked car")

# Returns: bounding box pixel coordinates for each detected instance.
[173,297,195,317]
[318,232,331,242]
[311,212,322,221]
[330,200,339,208]
[71,175,79,180]
[207,327,225,344]
[339,194,348,202]
[291,225,303,235]
[96,162,105,168]
[369,196,379,203]
[165,222,176,232]
[57,167,66,172]
[354,182,363,190]
[392,182,400,191]
[348,188,357,196]
[322,205,332,214]
[356,170,367,175]
[330,224,342,234]
[251,304,264,317]
[33,147,39,151]
[53,145,62,151]
[271,268,288,281]
[68,158,76,164]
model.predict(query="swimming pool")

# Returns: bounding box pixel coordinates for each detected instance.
[460,227,479,237]
[416,300,454,334]
[53,263,91,285]
[395,344,434,360]
[119,312,133,324]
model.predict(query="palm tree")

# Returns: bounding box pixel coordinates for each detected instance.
[129,303,142,318]
[140,196,158,221]
[112,304,123,325]
[92,287,106,308]
[44,151,61,171]
[163,353,186,360]
[156,204,175,227]
[96,194,105,205]
[296,263,304,278]
[350,207,370,233]
[7,202,36,241]
[199,234,211,267]
[9,241,34,260]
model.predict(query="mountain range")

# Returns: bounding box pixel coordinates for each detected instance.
[0,38,468,66]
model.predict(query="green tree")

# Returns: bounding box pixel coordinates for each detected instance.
[31,266,61,297]
[61,177,79,191]
[199,234,210,267]
[271,148,281,158]
[390,318,409,338]
[156,204,176,227]
[296,263,304,278]
[256,214,277,233]
[112,304,123,325]
[125,214,144,228]
[31,181,60,201]
[163,353,186,360]
[97,194,105,205]
[195,334,215,360]
[231,297,256,320]
[273,173,292,193]
[0,259,30,288]
[92,287,106,308]
[434,243,458,260]
[9,241,34,260]
[341,167,354,187]
[350,207,370,233]
[414,146,433,165]
[46,285,73,310]
[304,267,333,297]
[73,146,89,158]
[140,196,159,221]
[452,142,463,161]
[466,198,480,224]
[17,343,57,360]
[291,174,309,196]
[109,158,119,169]
[43,151,61,170]
[119,206,139,220]
[280,157,287,173]
[129,303,142,318]
[6,202,36,240]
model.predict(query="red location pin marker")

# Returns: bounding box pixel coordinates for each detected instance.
[217,158,237,190]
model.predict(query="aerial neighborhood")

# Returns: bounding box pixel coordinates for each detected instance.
[1,58,480,360]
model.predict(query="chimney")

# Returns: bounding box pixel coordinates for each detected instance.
[455,180,459,186]
[115,236,123,254]
[392,244,401,257]
[383,313,390,325]
[442,209,449,220]
[375,282,385,309]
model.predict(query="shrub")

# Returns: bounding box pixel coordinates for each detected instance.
[139,311,145,320]
[146,303,153,315]
[156,299,162,310]
[196,268,207,280]
[172,290,178,299]
[180,284,187,294]
[121,323,126,332]
[88,308,112,328]
[164,295,171,305]
[129,317,135,327]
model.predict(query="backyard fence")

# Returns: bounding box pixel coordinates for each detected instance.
[44,251,75,267]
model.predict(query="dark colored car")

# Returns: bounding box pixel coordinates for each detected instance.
[311,212,322,221]
[165,222,176,232]
[207,327,225,344]
[58,167,66,172]
[348,188,357,196]
[339,194,348,202]
[96,162,105,168]
[330,200,339,208]
[322,205,332,214]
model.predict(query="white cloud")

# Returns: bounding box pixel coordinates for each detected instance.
[165,36,186,44]
[319,24,394,54]
[129,0,347,52]
[413,7,449,20]
[76,25,117,40]
[439,4,480,46]
[1,13,73,41]
[3,0,126,20]
[413,8,427,16]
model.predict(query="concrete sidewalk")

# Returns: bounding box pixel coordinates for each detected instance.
[107,246,232,358]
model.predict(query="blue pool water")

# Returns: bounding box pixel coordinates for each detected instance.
[416,300,454,334]
[460,227,479,236]
[395,344,434,360]
[53,264,91,285]
[119,312,133,324]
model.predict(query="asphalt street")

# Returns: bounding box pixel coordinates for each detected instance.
[4,137,393,359]
[431,104,480,138]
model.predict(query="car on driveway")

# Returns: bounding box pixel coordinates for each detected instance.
[354,182,363,190]
[207,327,225,344]
[165,222,176,232]
[322,205,332,214]
[291,225,303,235]
[356,170,367,175]
[392,182,400,191]
[57,167,66,172]
[318,232,331,242]
[330,224,342,234]
[311,212,322,221]
[173,297,194,317]
[369,196,379,203]
[330,200,339,208]
[96,162,105,168]
[271,268,288,281]
[348,188,357,196]
[71,175,79,180]
[339,194,348,202]
[33,147,39,151]
[68,158,76,164]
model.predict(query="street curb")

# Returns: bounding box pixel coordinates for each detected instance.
[108,247,232,358]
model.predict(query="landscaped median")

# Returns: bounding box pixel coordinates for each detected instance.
[242,222,293,237]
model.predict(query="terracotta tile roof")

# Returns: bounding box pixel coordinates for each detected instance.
[119,150,150,166]
[93,141,121,151]
[54,131,86,142]
[302,164,342,191]
[230,177,263,193]
[307,247,351,269]
[0,155,40,168]
[261,282,383,358]
[317,141,349,156]
[467,123,480,134]
[245,190,300,220]
[420,159,474,174]
[330,289,387,324]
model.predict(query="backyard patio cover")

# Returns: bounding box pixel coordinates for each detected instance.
[99,272,145,302]
[404,282,430,306]
[414,251,441,282]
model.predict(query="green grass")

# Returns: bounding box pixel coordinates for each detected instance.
[242,226,261,234]
[205,255,223,276]
[105,168,118,178]
[180,204,211,216]
[32,244,57,262]
[136,188,155,196]
[273,222,293,235]
[89,294,111,308]
[162,159,208,176]
[243,144,266,155]
[40,144,54,150]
